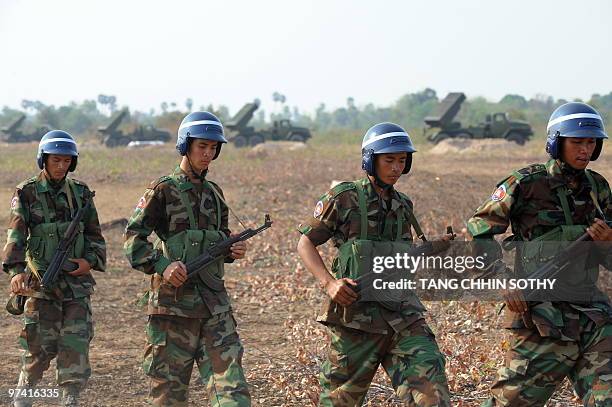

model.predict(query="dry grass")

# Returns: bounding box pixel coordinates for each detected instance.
[0,139,609,406]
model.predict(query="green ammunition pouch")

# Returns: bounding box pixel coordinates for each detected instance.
[334,181,423,310]
[159,176,226,293]
[27,179,86,283]
[162,229,226,280]
[520,174,601,289]
[335,239,413,280]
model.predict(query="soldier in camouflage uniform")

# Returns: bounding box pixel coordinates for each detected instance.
[297,122,451,406]
[468,102,612,406]
[124,111,251,407]
[2,131,106,407]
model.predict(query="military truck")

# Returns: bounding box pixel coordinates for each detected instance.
[225,101,312,147]
[0,114,50,143]
[424,92,533,145]
[98,109,171,147]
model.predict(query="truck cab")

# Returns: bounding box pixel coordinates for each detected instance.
[486,113,510,136]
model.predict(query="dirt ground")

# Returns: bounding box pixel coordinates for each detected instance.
[0,140,609,406]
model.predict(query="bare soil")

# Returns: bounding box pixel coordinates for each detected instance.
[0,141,609,406]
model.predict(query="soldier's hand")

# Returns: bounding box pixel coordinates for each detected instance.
[502,288,528,313]
[10,273,26,294]
[163,261,187,287]
[326,278,358,307]
[587,218,612,242]
[67,258,91,277]
[229,235,247,259]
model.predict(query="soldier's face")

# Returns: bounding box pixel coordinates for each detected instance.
[374,153,407,185]
[561,137,596,170]
[188,139,218,172]
[44,154,72,181]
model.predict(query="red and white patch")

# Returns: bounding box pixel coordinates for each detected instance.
[491,185,507,202]
[313,200,324,218]
[136,196,146,209]
[10,196,18,209]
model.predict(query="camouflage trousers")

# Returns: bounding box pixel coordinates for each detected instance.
[19,296,93,388]
[483,321,612,407]
[319,321,450,407]
[144,312,251,407]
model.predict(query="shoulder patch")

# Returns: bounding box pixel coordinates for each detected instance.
[313,200,324,218]
[135,195,146,210]
[149,175,172,190]
[10,196,18,209]
[491,185,507,202]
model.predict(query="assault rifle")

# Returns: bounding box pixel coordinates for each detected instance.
[185,214,273,291]
[6,192,94,315]
[41,192,95,288]
[522,219,612,302]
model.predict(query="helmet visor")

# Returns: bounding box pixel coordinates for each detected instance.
[41,140,78,156]
[558,128,608,139]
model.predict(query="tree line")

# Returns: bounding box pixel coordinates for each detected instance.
[2,90,611,141]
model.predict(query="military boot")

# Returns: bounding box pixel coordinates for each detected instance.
[61,385,81,407]
[13,372,33,407]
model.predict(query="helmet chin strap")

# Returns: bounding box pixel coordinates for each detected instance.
[370,165,392,191]
[558,159,585,176]
[373,174,392,190]
[368,154,392,191]
[186,156,207,181]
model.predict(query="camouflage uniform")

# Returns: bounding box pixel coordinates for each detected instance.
[468,159,612,406]
[124,166,250,407]
[2,171,105,392]
[299,177,450,407]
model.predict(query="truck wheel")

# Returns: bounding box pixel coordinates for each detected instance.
[506,132,526,145]
[250,135,264,146]
[289,134,305,143]
[104,136,118,148]
[430,132,449,144]
[233,136,247,148]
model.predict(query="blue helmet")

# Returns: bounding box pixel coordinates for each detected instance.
[546,102,607,161]
[36,130,78,171]
[361,122,416,175]
[176,111,227,159]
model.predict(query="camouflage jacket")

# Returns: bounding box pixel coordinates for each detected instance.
[124,166,233,318]
[467,159,612,337]
[299,177,428,334]
[2,171,106,300]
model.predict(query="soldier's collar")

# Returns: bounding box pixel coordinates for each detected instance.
[171,166,197,191]
[36,171,66,193]
[363,176,399,201]
[547,159,587,190]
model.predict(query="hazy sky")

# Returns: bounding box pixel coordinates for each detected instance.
[1,0,611,115]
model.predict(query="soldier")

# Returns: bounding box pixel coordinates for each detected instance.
[124,111,251,406]
[297,122,451,406]
[468,102,611,406]
[2,130,106,407]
